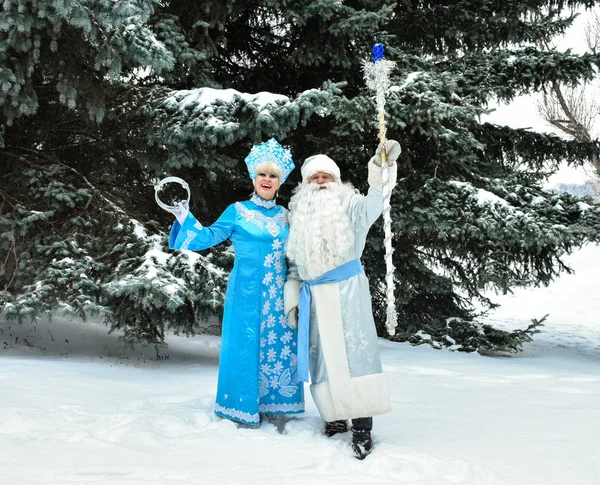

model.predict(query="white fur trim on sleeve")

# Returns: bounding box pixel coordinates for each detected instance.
[367,159,398,190]
[284,279,301,315]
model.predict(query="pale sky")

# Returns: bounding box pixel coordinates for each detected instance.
[483,7,600,186]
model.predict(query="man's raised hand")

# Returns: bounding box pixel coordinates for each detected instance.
[373,140,401,167]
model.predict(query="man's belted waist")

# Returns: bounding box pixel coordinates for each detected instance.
[297,259,363,382]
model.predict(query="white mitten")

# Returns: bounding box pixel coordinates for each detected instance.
[368,156,398,190]
[170,200,190,225]
[371,140,401,167]
[287,307,298,329]
[284,279,301,329]
[284,279,301,315]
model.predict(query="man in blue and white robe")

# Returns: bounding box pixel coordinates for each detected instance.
[284,141,400,458]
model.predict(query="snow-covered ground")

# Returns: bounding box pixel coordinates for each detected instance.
[2,243,600,485]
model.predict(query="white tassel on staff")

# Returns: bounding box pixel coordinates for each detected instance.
[362,43,398,336]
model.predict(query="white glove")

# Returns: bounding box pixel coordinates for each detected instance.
[284,279,301,315]
[372,140,401,167]
[170,200,190,225]
[287,307,298,329]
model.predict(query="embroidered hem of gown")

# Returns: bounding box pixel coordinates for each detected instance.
[259,402,305,414]
[215,402,305,425]
[215,404,260,425]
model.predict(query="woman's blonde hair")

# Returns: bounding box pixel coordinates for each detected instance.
[255,161,282,179]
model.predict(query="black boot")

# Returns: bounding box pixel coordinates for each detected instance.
[351,417,373,460]
[323,419,348,437]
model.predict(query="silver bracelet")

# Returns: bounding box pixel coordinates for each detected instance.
[154,176,191,212]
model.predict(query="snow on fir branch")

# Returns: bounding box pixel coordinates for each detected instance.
[129,220,227,292]
[449,181,511,207]
[144,83,338,148]
[164,88,289,111]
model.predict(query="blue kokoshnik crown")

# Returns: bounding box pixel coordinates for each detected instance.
[244,138,295,183]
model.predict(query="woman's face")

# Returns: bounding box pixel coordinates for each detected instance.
[254,171,281,200]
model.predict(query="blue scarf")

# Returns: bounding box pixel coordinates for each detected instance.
[297,259,363,382]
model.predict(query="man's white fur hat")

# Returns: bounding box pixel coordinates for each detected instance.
[300,154,341,183]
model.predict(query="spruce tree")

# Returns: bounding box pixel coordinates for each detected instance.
[362,2,600,352]
[0,0,343,344]
[3,0,600,353]
[143,0,600,352]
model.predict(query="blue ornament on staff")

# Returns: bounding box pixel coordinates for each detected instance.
[362,43,398,336]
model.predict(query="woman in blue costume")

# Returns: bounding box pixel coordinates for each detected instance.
[161,139,304,426]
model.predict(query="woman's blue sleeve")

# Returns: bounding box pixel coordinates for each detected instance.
[169,204,236,251]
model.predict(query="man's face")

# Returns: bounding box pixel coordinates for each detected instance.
[309,171,333,187]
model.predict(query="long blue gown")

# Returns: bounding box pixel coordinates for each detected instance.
[169,195,305,425]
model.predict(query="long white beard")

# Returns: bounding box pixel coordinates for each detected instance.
[286,182,357,279]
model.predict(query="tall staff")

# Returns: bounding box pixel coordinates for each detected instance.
[362,43,397,336]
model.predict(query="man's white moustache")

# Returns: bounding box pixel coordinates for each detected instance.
[307,182,336,191]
